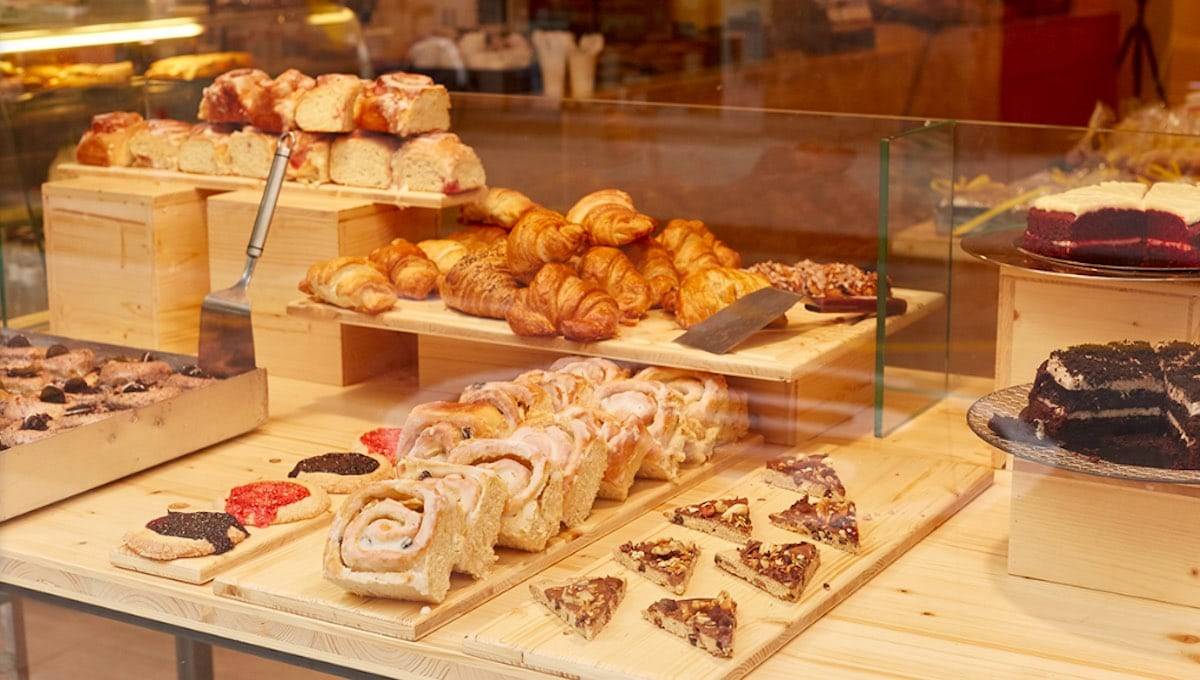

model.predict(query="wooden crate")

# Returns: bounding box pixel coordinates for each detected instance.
[207,190,437,385]
[43,177,212,355]
[1008,458,1200,608]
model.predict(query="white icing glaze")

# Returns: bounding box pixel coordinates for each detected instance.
[1032,181,1147,216]
[1142,182,1200,225]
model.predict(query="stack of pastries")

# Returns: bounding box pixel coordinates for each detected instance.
[324,356,750,603]
[74,67,485,194]
[300,185,788,337]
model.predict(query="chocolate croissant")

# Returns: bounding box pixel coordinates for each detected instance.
[622,237,680,311]
[657,219,741,275]
[673,267,773,329]
[576,247,653,323]
[367,238,439,299]
[439,246,521,319]
[299,256,398,314]
[506,263,620,342]
[566,189,655,246]
[506,208,588,284]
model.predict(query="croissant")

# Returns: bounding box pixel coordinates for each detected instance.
[673,267,773,329]
[446,225,508,252]
[506,208,588,284]
[439,247,521,319]
[459,187,536,229]
[566,189,655,246]
[506,263,620,342]
[576,247,652,323]
[417,239,469,274]
[622,238,679,311]
[299,256,397,314]
[657,219,741,274]
[367,238,439,299]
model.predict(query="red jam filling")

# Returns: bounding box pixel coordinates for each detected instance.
[224,481,309,528]
[359,427,401,463]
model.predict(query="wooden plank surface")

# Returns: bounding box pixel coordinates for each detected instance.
[213,437,761,640]
[287,288,943,381]
[462,449,993,680]
[57,163,486,209]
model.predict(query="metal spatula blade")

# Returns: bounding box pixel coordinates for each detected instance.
[198,132,295,378]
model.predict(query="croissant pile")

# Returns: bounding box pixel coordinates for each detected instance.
[335,356,750,602]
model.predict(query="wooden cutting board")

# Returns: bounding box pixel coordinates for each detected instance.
[461,449,993,680]
[212,437,762,640]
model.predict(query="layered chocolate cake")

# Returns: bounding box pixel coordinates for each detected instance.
[1021,181,1200,267]
[1020,340,1200,468]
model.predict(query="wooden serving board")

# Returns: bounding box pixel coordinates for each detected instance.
[57,162,485,209]
[109,510,332,585]
[286,288,943,381]
[462,449,994,680]
[212,436,761,641]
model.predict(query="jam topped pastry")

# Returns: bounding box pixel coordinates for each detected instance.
[123,510,250,560]
[286,452,392,494]
[714,540,821,601]
[614,537,700,594]
[642,590,738,658]
[664,497,753,543]
[530,576,626,640]
[221,479,329,528]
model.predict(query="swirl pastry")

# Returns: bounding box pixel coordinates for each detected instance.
[505,208,588,284]
[576,247,653,323]
[635,367,749,447]
[449,438,564,551]
[393,401,512,461]
[594,379,688,481]
[396,459,508,578]
[508,419,606,528]
[459,380,553,428]
[514,369,593,409]
[566,189,656,246]
[323,479,464,602]
[367,238,439,300]
[548,356,629,384]
[506,263,620,342]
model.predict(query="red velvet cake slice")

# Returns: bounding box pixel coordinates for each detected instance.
[1022,181,1148,265]
[1142,182,1200,267]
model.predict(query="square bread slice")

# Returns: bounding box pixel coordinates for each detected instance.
[642,591,737,658]
[330,131,400,188]
[614,537,700,595]
[664,497,752,544]
[714,540,820,601]
[530,576,626,640]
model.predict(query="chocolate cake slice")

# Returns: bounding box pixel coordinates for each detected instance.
[1142,183,1200,267]
[1022,182,1148,265]
[1159,342,1200,468]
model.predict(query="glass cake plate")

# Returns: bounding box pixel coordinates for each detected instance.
[960,229,1200,281]
[966,384,1200,484]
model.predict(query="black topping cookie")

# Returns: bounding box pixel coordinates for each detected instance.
[288,452,381,478]
[145,511,249,554]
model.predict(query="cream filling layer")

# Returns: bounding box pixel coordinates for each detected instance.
[1045,356,1164,392]
[1166,381,1200,416]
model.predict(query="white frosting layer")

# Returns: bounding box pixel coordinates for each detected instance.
[1143,182,1200,225]
[1065,406,1161,420]
[1033,181,1148,216]
[1045,356,1164,393]
[1166,380,1200,416]
[1168,410,1197,445]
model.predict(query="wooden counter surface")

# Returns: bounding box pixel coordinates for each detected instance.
[1,374,1195,679]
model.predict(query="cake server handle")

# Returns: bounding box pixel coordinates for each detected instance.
[238,131,296,285]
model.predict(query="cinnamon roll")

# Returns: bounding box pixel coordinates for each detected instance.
[594,379,688,480]
[392,401,512,461]
[509,417,606,528]
[458,380,553,428]
[548,356,630,384]
[448,438,564,552]
[635,367,749,450]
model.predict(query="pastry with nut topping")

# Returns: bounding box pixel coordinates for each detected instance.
[614,537,700,594]
[643,590,737,658]
[763,453,846,500]
[530,575,626,639]
[769,496,860,554]
[664,497,752,544]
[714,540,821,601]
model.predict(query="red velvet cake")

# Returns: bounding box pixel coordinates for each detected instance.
[1143,182,1200,267]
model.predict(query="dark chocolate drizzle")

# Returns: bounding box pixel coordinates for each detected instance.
[44,344,69,359]
[39,385,66,404]
[287,452,380,478]
[145,511,248,554]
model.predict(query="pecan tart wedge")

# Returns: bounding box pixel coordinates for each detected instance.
[714,540,820,601]
[769,496,860,554]
[614,537,700,595]
[530,575,626,640]
[664,497,752,544]
[642,590,737,658]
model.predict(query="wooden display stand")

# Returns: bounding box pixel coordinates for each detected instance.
[993,264,1200,607]
[207,191,437,385]
[43,177,212,354]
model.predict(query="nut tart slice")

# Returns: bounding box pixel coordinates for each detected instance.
[642,591,737,658]
[665,497,752,544]
[763,453,846,500]
[287,452,393,494]
[530,575,626,640]
[219,479,330,528]
[449,437,564,551]
[614,537,700,595]
[396,459,508,578]
[595,379,687,480]
[714,540,820,602]
[769,496,860,554]
[323,479,464,603]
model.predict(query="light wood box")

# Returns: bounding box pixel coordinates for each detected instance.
[43,177,212,355]
[206,191,436,385]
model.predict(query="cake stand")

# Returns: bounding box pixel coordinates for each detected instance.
[960,228,1200,282]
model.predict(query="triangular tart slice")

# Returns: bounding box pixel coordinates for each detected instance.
[664,497,751,543]
[714,540,821,601]
[763,453,845,499]
[529,576,626,639]
[768,496,860,553]
[614,537,700,594]
[642,591,737,658]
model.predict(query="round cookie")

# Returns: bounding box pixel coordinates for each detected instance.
[123,510,249,560]
[286,451,393,494]
[218,478,330,528]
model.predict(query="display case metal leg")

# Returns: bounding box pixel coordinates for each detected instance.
[0,591,29,680]
[175,636,213,680]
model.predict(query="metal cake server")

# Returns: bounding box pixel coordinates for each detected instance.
[198,131,296,378]
[674,287,908,355]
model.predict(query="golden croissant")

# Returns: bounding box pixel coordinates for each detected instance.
[657,218,741,274]
[506,263,620,342]
[673,267,774,329]
[367,238,439,299]
[459,187,536,229]
[566,189,655,246]
[299,256,397,314]
[446,225,508,253]
[576,246,652,323]
[417,239,469,274]
[622,237,680,311]
[505,208,588,284]
[439,247,520,319]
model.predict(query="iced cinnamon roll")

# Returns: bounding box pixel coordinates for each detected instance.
[449,437,564,552]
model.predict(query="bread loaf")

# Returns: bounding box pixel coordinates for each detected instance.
[178,124,235,175]
[228,127,275,179]
[197,68,270,123]
[145,52,252,81]
[75,112,146,166]
[393,132,485,194]
[295,74,366,133]
[128,119,192,170]
[249,68,315,132]
[287,132,331,184]
[330,131,400,188]
[355,72,450,137]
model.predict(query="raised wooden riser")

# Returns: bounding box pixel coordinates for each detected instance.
[1008,458,1200,609]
